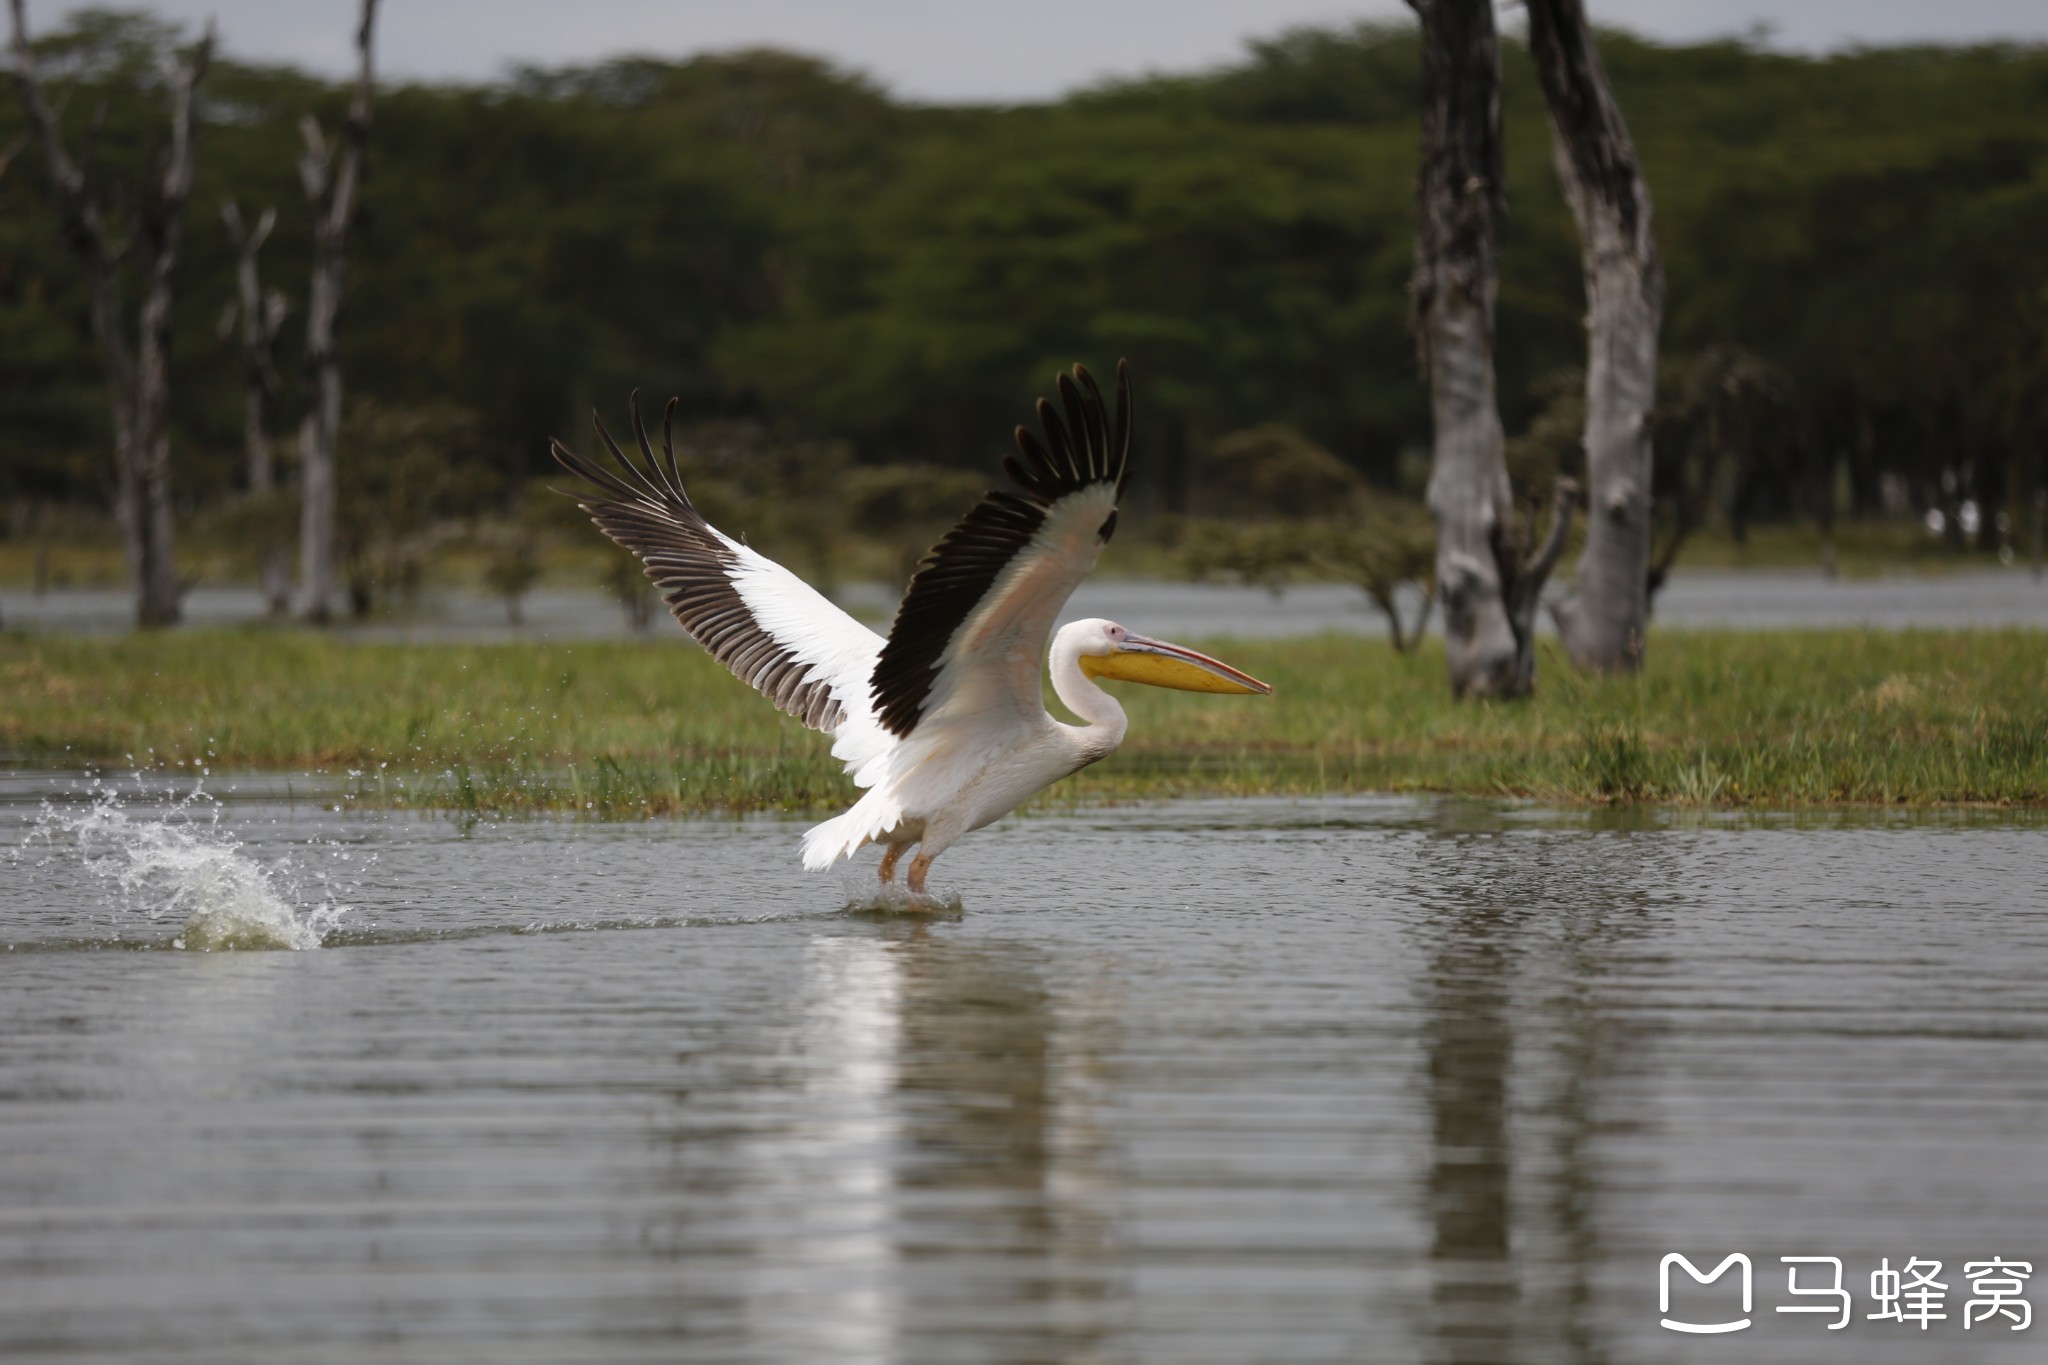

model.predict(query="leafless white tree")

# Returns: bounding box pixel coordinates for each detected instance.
[296,0,379,622]
[221,200,292,615]
[8,0,213,628]
[1526,0,1664,673]
[1404,0,1574,698]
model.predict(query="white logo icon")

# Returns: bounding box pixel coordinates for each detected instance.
[1661,1253,1753,1334]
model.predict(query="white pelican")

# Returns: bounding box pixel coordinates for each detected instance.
[551,361,1272,895]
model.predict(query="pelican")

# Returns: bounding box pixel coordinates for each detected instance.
[551,361,1272,896]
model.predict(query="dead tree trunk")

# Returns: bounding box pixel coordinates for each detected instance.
[9,1,212,629]
[221,201,291,615]
[1526,0,1664,673]
[2033,488,2046,582]
[1405,0,1573,698]
[296,0,378,623]
[0,135,15,631]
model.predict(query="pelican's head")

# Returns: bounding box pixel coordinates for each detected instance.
[1065,619,1272,695]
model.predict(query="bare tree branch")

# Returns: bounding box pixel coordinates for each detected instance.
[127,18,213,627]
[223,197,292,615]
[296,0,380,622]
[10,1,127,382]
[222,200,288,410]
[8,0,113,264]
[1523,477,1579,587]
[295,113,327,201]
[12,0,209,626]
[10,1,213,626]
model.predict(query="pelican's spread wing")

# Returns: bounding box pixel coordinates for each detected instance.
[871,361,1131,738]
[551,398,885,752]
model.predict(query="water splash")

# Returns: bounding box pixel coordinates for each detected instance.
[839,878,964,917]
[18,780,350,951]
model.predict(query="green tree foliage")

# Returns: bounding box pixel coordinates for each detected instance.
[4,14,2045,565]
[1183,424,1437,650]
[333,397,483,614]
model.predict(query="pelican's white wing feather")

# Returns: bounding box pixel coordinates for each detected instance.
[551,398,891,779]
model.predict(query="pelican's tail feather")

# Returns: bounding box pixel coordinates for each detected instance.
[801,789,903,871]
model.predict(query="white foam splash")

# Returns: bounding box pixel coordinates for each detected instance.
[27,782,347,951]
[839,878,964,917]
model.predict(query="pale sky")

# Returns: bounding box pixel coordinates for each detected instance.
[34,1,2048,101]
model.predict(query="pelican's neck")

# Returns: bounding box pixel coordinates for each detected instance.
[1049,625,1129,747]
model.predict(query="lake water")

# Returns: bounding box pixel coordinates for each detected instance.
[6,568,2045,640]
[3,777,2046,1363]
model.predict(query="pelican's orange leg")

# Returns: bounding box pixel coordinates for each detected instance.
[877,843,906,883]
[907,853,935,896]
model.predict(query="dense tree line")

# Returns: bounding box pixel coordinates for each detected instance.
[4,13,2045,563]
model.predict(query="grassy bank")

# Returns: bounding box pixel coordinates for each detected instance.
[3,630,2044,812]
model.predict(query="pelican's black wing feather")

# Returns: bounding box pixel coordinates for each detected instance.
[551,396,879,733]
[870,360,1131,738]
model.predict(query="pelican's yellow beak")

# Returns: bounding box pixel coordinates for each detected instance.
[1081,634,1273,695]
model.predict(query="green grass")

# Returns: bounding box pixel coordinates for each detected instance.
[3,629,2045,814]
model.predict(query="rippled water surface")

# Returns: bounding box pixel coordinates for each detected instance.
[9,568,2046,640]
[4,779,2046,1363]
